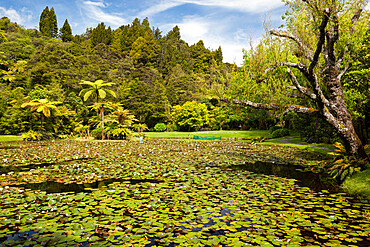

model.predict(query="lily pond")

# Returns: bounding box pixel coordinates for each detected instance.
[0,140,369,246]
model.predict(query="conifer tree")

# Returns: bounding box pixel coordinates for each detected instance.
[60,19,73,42]
[49,7,58,38]
[39,6,58,38]
[91,22,113,46]
[39,6,50,36]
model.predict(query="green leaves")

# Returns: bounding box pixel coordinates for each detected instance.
[79,80,116,102]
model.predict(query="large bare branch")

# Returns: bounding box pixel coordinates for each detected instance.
[286,68,317,100]
[326,12,339,62]
[309,8,331,73]
[220,97,317,117]
[265,62,330,108]
[281,105,318,116]
[264,62,306,75]
[269,30,313,61]
[220,97,278,110]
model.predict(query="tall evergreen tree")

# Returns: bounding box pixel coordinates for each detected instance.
[91,23,113,46]
[60,19,73,42]
[39,6,50,36]
[49,7,58,38]
[39,6,58,38]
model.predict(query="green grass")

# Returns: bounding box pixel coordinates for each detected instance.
[260,136,334,155]
[0,135,22,142]
[342,168,370,200]
[146,130,271,139]
[146,130,334,155]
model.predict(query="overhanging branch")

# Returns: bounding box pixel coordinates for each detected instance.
[286,68,317,100]
[309,8,331,73]
[220,97,318,117]
[220,97,278,110]
[269,30,313,61]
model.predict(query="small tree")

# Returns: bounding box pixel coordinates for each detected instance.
[173,101,209,131]
[90,101,115,140]
[21,99,61,132]
[106,105,137,140]
[60,19,73,42]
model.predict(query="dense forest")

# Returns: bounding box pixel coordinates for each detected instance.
[0,3,369,151]
[0,7,241,138]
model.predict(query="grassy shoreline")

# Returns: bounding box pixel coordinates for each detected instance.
[0,135,22,142]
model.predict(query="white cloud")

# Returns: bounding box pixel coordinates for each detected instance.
[139,2,182,17]
[0,7,25,24]
[80,0,127,27]
[177,16,210,39]
[163,15,251,65]
[140,0,284,17]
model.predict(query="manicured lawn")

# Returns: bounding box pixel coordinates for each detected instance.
[0,135,22,142]
[146,130,271,139]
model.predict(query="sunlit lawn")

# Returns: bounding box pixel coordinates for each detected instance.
[146,130,271,139]
[0,135,22,142]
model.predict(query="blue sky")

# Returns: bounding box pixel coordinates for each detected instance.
[0,0,289,64]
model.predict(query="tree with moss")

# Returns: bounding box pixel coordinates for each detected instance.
[223,0,369,158]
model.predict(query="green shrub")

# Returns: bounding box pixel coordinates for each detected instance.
[269,126,282,133]
[22,130,42,141]
[154,123,167,132]
[166,123,178,132]
[91,127,102,139]
[21,131,55,141]
[271,128,290,138]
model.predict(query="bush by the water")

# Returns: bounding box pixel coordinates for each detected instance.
[269,126,282,133]
[272,128,290,138]
[22,131,55,141]
[154,123,167,132]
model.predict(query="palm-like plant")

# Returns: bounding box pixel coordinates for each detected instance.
[79,80,116,103]
[106,105,137,140]
[109,105,137,126]
[133,123,149,133]
[79,80,116,140]
[21,99,61,132]
[90,101,116,140]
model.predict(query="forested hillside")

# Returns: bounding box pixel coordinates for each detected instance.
[0,9,238,137]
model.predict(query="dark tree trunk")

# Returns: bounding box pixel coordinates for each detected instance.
[39,113,44,133]
[101,105,105,140]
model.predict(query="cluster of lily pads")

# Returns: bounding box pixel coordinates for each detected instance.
[0,140,369,246]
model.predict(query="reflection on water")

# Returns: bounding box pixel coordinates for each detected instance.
[226,161,340,193]
[13,178,164,193]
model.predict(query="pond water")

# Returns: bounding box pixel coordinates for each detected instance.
[0,140,369,246]
[13,178,164,193]
[225,161,340,193]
